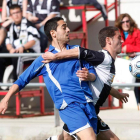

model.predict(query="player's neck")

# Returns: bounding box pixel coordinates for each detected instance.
[103,47,117,60]
[52,41,67,52]
[109,51,117,60]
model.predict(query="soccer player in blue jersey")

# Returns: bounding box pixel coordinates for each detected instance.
[0,17,98,140]
[43,26,129,140]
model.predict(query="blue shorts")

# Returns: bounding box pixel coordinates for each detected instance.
[59,102,97,135]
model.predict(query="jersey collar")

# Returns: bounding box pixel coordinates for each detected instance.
[103,49,115,61]
[48,44,71,52]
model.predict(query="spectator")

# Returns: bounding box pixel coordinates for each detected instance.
[115,13,140,110]
[0,4,41,83]
[2,0,28,21]
[27,0,60,52]
[1,0,28,48]
[2,0,28,27]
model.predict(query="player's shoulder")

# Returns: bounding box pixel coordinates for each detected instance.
[32,56,44,65]
[100,49,107,54]
[36,56,44,61]
[68,44,80,49]
[31,56,46,72]
[101,50,113,63]
[95,50,105,58]
[101,50,110,57]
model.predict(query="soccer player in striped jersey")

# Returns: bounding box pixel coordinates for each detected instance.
[43,26,129,140]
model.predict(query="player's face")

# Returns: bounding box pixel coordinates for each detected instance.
[121,16,130,32]
[55,20,70,44]
[10,8,22,24]
[112,31,123,54]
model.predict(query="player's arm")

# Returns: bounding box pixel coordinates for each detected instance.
[42,47,104,66]
[0,56,45,114]
[110,87,129,103]
[0,84,19,114]
[42,47,79,63]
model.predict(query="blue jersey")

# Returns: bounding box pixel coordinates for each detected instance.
[14,44,97,109]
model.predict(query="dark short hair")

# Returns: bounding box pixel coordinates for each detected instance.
[9,4,22,12]
[98,26,119,48]
[44,17,64,41]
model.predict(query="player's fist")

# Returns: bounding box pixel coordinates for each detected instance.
[0,99,8,114]
[42,52,56,63]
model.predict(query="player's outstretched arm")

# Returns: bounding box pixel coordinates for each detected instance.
[0,56,45,115]
[42,47,79,63]
[110,87,129,103]
[0,84,19,114]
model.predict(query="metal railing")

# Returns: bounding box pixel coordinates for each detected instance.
[0,53,43,57]
[0,83,140,87]
[1,52,140,57]
[118,52,140,57]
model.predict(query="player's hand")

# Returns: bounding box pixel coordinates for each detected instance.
[0,99,8,114]
[42,52,56,63]
[118,93,129,103]
[15,47,24,53]
[76,67,95,81]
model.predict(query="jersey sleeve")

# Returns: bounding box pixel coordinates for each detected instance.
[14,56,45,90]
[79,47,105,66]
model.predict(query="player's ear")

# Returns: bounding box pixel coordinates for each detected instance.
[106,37,112,45]
[50,30,56,39]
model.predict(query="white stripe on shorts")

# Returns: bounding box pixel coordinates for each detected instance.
[69,122,91,135]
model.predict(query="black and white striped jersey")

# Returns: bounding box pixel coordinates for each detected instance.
[6,18,41,53]
[27,0,60,23]
[79,47,115,113]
